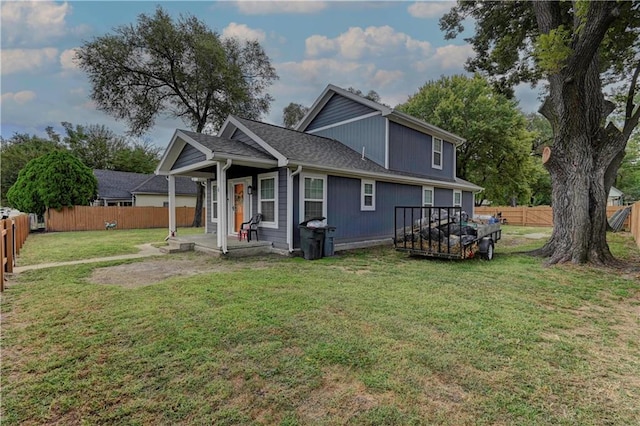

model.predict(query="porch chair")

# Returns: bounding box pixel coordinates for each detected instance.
[239,213,262,242]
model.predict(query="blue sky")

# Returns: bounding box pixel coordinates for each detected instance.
[1,1,541,148]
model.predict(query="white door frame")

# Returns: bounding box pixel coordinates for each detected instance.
[227,177,252,236]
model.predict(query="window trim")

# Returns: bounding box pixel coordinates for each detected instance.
[453,189,462,207]
[432,136,443,170]
[361,179,376,211]
[210,181,218,222]
[258,172,278,228]
[299,173,327,223]
[422,186,434,207]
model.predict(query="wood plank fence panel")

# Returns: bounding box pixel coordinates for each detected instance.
[45,206,205,232]
[632,202,640,249]
[474,205,631,229]
[1,215,30,291]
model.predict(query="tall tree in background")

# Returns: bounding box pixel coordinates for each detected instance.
[282,103,309,128]
[0,134,63,204]
[51,122,161,172]
[76,7,278,226]
[441,1,640,265]
[397,74,534,206]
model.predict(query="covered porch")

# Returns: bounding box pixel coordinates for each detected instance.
[156,127,297,256]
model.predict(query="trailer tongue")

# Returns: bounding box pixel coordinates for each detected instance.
[394,206,501,260]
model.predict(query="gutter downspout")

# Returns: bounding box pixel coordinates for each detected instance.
[287,165,302,252]
[219,159,232,254]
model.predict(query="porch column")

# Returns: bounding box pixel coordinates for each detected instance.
[218,159,232,254]
[168,175,176,237]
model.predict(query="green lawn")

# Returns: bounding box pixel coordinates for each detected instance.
[2,227,639,424]
[16,227,204,266]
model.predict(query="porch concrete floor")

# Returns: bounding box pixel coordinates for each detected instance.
[171,233,273,256]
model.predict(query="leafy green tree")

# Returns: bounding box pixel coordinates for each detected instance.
[282,103,309,128]
[397,74,534,206]
[76,6,278,226]
[441,1,640,265]
[0,133,63,204]
[56,122,161,172]
[7,151,97,216]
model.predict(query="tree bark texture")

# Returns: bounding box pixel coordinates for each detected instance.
[531,1,626,265]
[192,182,204,228]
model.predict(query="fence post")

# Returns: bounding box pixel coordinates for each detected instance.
[6,220,14,273]
[1,220,5,291]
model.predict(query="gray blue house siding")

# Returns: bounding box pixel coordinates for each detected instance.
[388,122,455,180]
[307,94,376,131]
[462,191,474,215]
[434,187,453,206]
[173,144,206,170]
[309,115,387,167]
[325,176,421,244]
[250,168,288,250]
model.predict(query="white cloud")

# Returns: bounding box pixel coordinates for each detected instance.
[1,1,70,46]
[279,58,376,84]
[1,48,59,75]
[235,1,327,15]
[60,48,79,72]
[371,70,405,88]
[305,26,432,60]
[407,2,455,19]
[1,91,37,105]
[222,22,266,43]
[432,44,474,70]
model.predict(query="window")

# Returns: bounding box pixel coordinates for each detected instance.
[301,174,326,222]
[361,180,375,211]
[432,137,443,169]
[453,190,462,207]
[210,182,218,221]
[422,186,434,207]
[258,172,278,227]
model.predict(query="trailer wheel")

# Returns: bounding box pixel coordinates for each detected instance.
[479,238,494,260]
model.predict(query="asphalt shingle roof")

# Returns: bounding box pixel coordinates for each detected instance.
[178,129,273,160]
[94,169,197,199]
[234,117,392,174]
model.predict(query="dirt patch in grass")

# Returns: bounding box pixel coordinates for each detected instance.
[89,254,272,288]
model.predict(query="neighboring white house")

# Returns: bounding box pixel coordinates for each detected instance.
[608,186,624,206]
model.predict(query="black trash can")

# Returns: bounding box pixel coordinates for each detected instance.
[323,226,336,257]
[298,218,326,260]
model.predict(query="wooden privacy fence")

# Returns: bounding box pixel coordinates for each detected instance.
[631,202,640,249]
[474,205,632,228]
[46,206,205,232]
[1,215,30,291]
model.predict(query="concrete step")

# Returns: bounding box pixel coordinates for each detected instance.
[160,241,195,254]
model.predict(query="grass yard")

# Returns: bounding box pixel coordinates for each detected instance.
[1,227,639,424]
[15,227,204,266]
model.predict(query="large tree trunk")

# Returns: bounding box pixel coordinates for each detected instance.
[530,1,627,265]
[192,182,204,227]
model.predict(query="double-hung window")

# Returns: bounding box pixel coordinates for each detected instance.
[453,190,462,207]
[301,174,326,221]
[422,186,434,207]
[361,180,375,211]
[432,137,443,169]
[210,181,218,222]
[258,172,278,227]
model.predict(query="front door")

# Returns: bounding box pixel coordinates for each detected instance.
[233,183,244,233]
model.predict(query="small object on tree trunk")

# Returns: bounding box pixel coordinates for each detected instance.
[542,146,551,164]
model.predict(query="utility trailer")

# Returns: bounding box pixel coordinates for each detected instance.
[394,206,501,260]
